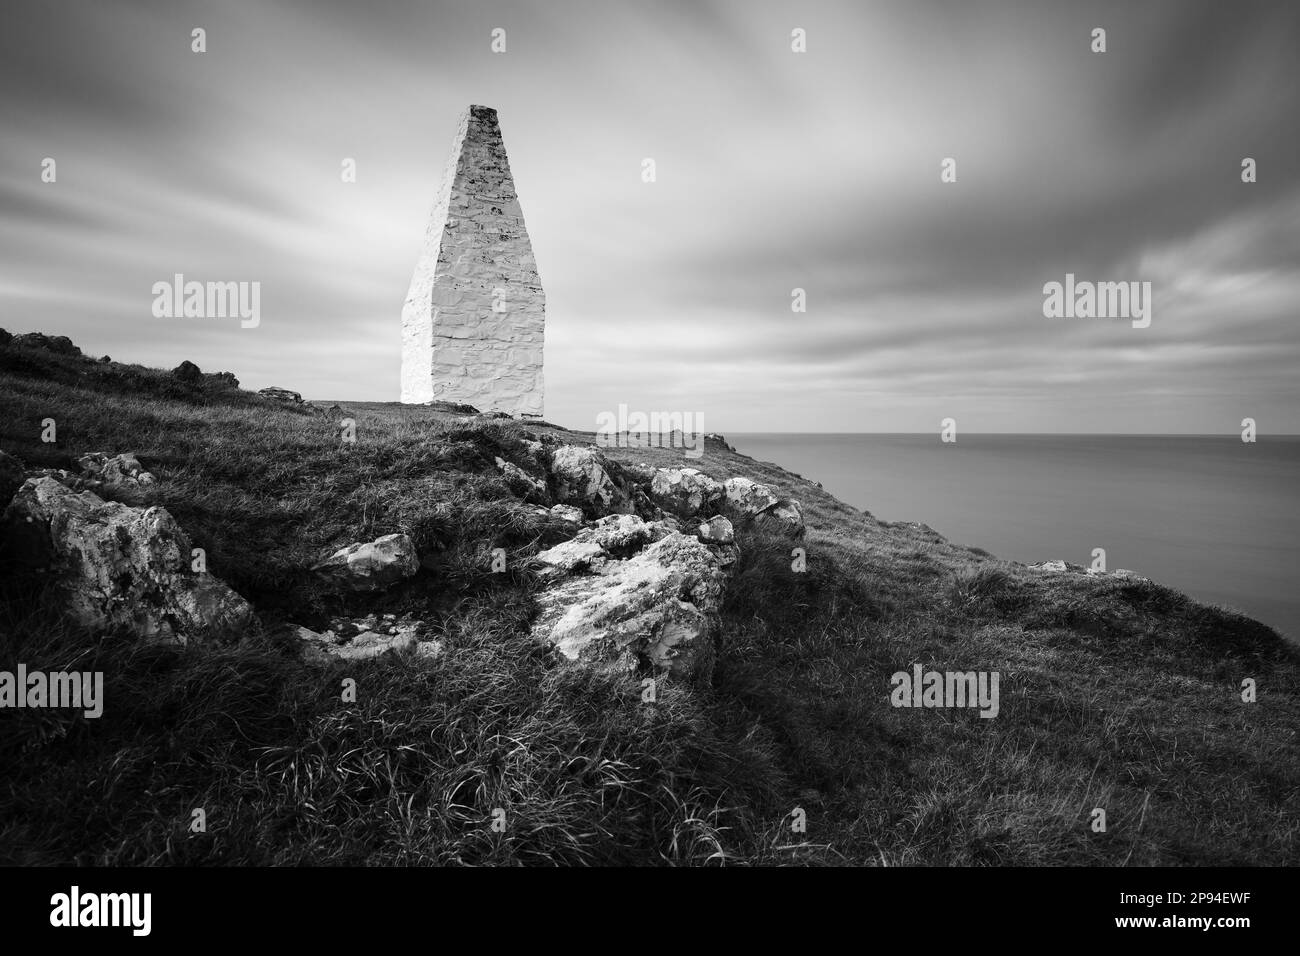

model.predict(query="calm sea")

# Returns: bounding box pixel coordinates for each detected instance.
[728,434,1300,642]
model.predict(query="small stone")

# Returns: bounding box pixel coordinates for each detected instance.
[312,533,420,591]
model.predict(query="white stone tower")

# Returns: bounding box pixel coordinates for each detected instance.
[401,105,544,415]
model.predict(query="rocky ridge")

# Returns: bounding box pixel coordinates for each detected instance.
[0,430,804,679]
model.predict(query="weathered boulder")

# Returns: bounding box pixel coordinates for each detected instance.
[548,445,632,516]
[620,462,658,486]
[172,360,202,382]
[720,477,805,538]
[535,514,664,574]
[259,386,304,404]
[696,515,738,566]
[650,468,724,519]
[0,476,254,642]
[548,504,584,525]
[722,477,779,519]
[589,513,667,551]
[0,450,24,507]
[21,467,100,495]
[77,451,156,487]
[697,515,735,545]
[531,531,724,680]
[535,536,607,575]
[753,498,805,539]
[312,533,419,591]
[13,332,80,356]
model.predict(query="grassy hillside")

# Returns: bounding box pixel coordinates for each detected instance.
[1,339,1296,865]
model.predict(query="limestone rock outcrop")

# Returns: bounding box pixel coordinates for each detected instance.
[548,446,632,517]
[535,535,607,576]
[721,476,806,539]
[697,515,734,545]
[649,468,724,519]
[401,105,544,417]
[535,514,672,575]
[722,477,779,518]
[548,504,584,525]
[312,533,419,591]
[531,528,725,680]
[0,476,254,642]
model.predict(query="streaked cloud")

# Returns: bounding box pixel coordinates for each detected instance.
[1,0,1297,431]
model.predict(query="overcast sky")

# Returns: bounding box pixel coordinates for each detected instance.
[2,0,1297,432]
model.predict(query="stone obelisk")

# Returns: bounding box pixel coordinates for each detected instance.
[401,105,544,415]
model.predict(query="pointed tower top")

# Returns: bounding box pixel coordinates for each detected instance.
[400,104,545,414]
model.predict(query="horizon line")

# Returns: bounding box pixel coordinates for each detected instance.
[715,431,1300,437]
